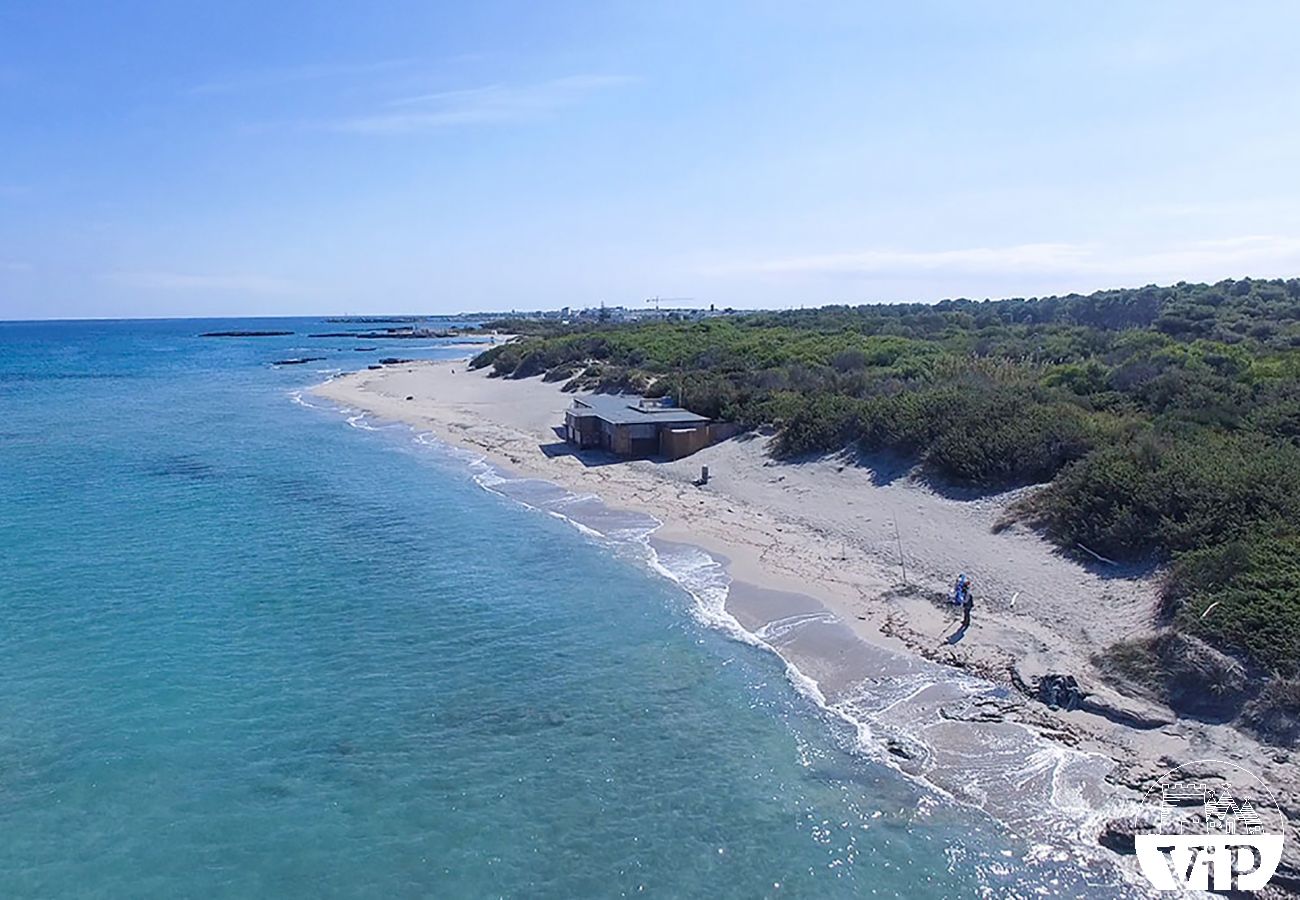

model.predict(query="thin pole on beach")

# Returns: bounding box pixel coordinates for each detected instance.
[892,514,907,586]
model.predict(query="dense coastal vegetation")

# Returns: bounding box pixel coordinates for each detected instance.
[473,279,1300,700]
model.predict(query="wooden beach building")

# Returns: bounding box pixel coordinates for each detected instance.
[563,395,716,460]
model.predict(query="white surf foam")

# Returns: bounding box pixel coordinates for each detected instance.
[287,389,335,411]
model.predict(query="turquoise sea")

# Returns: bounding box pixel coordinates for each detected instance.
[0,319,1124,898]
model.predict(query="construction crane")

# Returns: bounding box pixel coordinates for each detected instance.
[645,296,694,313]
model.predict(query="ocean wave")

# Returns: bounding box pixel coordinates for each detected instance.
[752,610,840,643]
[346,412,384,431]
[287,389,335,412]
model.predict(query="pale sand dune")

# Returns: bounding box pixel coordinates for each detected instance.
[315,358,1300,858]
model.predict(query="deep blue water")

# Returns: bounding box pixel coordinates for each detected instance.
[0,319,1106,897]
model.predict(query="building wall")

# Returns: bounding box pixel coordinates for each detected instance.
[607,422,659,456]
[708,422,743,443]
[626,423,658,456]
[659,422,742,459]
[659,425,711,460]
[565,412,602,448]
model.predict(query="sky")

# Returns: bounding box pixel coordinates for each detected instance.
[3,1,1300,319]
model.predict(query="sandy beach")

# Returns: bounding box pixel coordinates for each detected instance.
[316,356,1300,878]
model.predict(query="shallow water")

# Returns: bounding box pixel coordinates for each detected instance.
[0,319,1130,897]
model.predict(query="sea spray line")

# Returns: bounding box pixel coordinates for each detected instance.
[865,676,947,719]
[542,508,607,541]
[753,611,841,643]
[287,388,339,412]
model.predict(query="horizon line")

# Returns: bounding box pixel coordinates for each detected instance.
[3,272,1296,323]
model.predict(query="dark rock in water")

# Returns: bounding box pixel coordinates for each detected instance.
[379,357,413,365]
[368,364,383,370]
[353,346,377,352]
[201,330,293,337]
[1097,817,1145,855]
[308,328,458,339]
[273,357,326,366]
[1036,673,1086,711]
[879,736,929,775]
[884,736,927,762]
[326,317,421,324]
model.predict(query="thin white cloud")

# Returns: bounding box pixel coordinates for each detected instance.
[0,260,33,273]
[329,74,635,134]
[711,236,1300,285]
[742,243,1092,276]
[1112,236,1300,276]
[102,270,299,294]
[188,59,417,96]
[1102,37,1189,69]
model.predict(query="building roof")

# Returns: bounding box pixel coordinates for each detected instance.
[569,394,710,426]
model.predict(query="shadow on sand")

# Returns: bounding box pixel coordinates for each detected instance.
[537,441,633,468]
[538,427,673,469]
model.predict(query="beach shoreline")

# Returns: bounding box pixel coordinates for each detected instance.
[313,356,1299,881]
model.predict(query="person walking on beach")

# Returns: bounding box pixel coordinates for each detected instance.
[953,573,974,629]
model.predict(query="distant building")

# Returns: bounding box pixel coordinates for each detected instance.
[564,395,715,459]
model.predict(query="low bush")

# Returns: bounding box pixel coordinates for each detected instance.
[1164,532,1300,677]
[1029,433,1300,561]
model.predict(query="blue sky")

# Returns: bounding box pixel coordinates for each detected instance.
[3,1,1300,318]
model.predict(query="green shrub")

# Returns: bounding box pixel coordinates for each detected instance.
[469,344,510,370]
[1031,432,1300,560]
[772,395,867,457]
[1166,533,1300,676]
